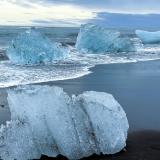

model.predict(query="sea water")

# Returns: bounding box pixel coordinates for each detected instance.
[0,26,160,88]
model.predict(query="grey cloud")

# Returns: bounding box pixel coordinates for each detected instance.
[89,12,160,29]
[6,0,160,12]
[31,18,86,26]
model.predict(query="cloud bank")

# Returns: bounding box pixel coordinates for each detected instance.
[0,0,160,26]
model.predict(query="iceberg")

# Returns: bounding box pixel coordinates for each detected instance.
[0,85,129,160]
[6,29,68,65]
[136,30,160,44]
[76,24,137,53]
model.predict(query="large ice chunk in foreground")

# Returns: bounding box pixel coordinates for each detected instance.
[6,29,68,65]
[0,120,39,160]
[76,24,137,53]
[0,85,129,160]
[136,30,160,44]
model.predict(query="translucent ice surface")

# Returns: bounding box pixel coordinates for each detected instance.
[6,29,68,65]
[0,85,129,160]
[76,24,138,53]
[0,120,39,160]
[136,30,160,44]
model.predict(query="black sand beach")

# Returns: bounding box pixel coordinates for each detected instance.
[1,60,160,159]
[41,130,160,160]
[45,60,160,132]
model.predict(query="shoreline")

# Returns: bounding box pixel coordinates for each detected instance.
[1,60,160,130]
[1,60,160,159]
[40,60,160,132]
[1,58,160,89]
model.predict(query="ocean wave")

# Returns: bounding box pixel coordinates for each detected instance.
[0,61,91,88]
[1,45,160,88]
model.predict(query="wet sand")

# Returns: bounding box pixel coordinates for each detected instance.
[43,60,160,132]
[1,60,160,159]
[41,60,160,160]
[4,110,160,160]
[42,131,160,160]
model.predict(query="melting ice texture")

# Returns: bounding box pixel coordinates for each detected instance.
[0,85,129,160]
[76,24,141,53]
[6,29,68,65]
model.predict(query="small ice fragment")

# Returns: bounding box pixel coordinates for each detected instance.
[136,30,160,44]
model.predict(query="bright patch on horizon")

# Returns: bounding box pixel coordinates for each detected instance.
[0,1,95,26]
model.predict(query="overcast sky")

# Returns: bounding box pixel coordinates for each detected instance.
[0,0,160,26]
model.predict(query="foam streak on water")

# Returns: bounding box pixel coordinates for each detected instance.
[1,46,160,88]
[0,61,91,88]
[1,26,160,88]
